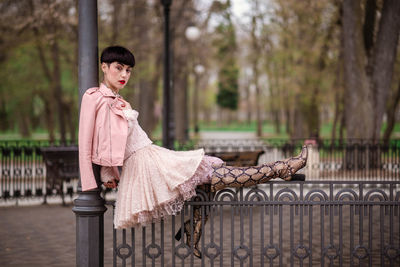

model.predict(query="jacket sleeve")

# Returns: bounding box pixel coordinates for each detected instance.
[78,92,99,191]
[100,166,120,183]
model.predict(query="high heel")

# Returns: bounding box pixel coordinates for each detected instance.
[174,227,183,241]
[187,221,204,258]
[174,209,206,259]
[192,246,202,259]
[174,220,190,242]
[191,219,203,258]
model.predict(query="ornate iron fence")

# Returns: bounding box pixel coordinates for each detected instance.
[1,139,400,201]
[199,139,400,180]
[109,180,400,267]
[0,140,77,201]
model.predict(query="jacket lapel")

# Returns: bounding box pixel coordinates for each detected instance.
[109,98,126,118]
[99,83,130,119]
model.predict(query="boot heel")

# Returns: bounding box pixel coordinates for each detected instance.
[291,173,305,181]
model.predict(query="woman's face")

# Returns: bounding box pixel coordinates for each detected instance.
[101,62,132,93]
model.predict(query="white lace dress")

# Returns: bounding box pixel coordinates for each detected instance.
[105,108,223,229]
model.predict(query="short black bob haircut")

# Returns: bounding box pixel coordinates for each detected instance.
[100,46,135,67]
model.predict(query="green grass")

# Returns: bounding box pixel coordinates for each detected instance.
[0,132,51,141]
[2,121,400,141]
[150,120,289,139]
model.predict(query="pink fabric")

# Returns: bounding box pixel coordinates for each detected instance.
[100,166,120,183]
[113,109,223,229]
[79,83,131,191]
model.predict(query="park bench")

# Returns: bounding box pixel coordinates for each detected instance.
[206,150,265,166]
[41,146,78,205]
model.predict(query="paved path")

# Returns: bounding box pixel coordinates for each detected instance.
[0,201,114,267]
[1,198,399,267]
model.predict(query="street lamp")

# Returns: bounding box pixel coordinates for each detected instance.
[160,0,174,149]
[194,64,205,75]
[185,26,201,41]
[185,25,202,134]
[74,1,107,266]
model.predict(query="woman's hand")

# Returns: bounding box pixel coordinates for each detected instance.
[101,166,121,188]
[103,177,119,189]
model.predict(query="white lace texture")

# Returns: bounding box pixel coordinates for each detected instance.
[122,109,152,159]
[113,108,224,229]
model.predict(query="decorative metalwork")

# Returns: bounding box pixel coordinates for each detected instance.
[175,243,191,260]
[110,181,400,266]
[0,141,77,202]
[263,244,280,260]
[1,139,400,201]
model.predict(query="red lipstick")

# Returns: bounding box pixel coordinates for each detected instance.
[119,80,125,85]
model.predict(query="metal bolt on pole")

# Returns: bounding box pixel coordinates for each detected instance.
[72,0,106,266]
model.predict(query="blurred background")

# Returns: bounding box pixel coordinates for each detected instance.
[1,1,400,266]
[0,0,399,144]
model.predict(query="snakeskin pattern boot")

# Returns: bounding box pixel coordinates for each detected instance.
[175,147,307,258]
[174,185,211,259]
[174,205,207,258]
[210,145,308,192]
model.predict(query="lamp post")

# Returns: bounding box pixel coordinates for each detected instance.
[73,0,107,266]
[160,0,174,149]
[185,26,202,134]
[193,64,205,133]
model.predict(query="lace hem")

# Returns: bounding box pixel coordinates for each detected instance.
[114,155,223,229]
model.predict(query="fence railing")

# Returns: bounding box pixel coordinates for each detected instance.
[1,139,400,201]
[0,140,77,202]
[109,180,400,267]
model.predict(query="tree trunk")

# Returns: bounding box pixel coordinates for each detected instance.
[0,96,8,131]
[30,0,57,142]
[383,80,400,143]
[133,0,159,138]
[41,94,55,143]
[291,94,307,139]
[51,38,67,144]
[245,83,252,125]
[270,63,281,134]
[110,0,122,44]
[63,99,76,144]
[331,83,342,141]
[174,61,189,143]
[17,110,30,138]
[170,1,195,144]
[371,0,400,141]
[251,9,262,137]
[342,0,374,139]
[362,0,377,58]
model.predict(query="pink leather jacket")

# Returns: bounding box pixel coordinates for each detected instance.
[78,83,131,191]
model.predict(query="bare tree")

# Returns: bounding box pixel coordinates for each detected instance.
[249,0,263,137]
[342,0,400,140]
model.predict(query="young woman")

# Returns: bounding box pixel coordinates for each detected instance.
[79,46,307,258]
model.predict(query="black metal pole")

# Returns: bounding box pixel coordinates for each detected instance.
[72,1,106,266]
[161,0,174,149]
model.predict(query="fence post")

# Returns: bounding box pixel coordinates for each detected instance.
[72,0,106,266]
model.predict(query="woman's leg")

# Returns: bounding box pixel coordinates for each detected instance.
[175,184,211,258]
[178,146,308,258]
[210,145,308,191]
